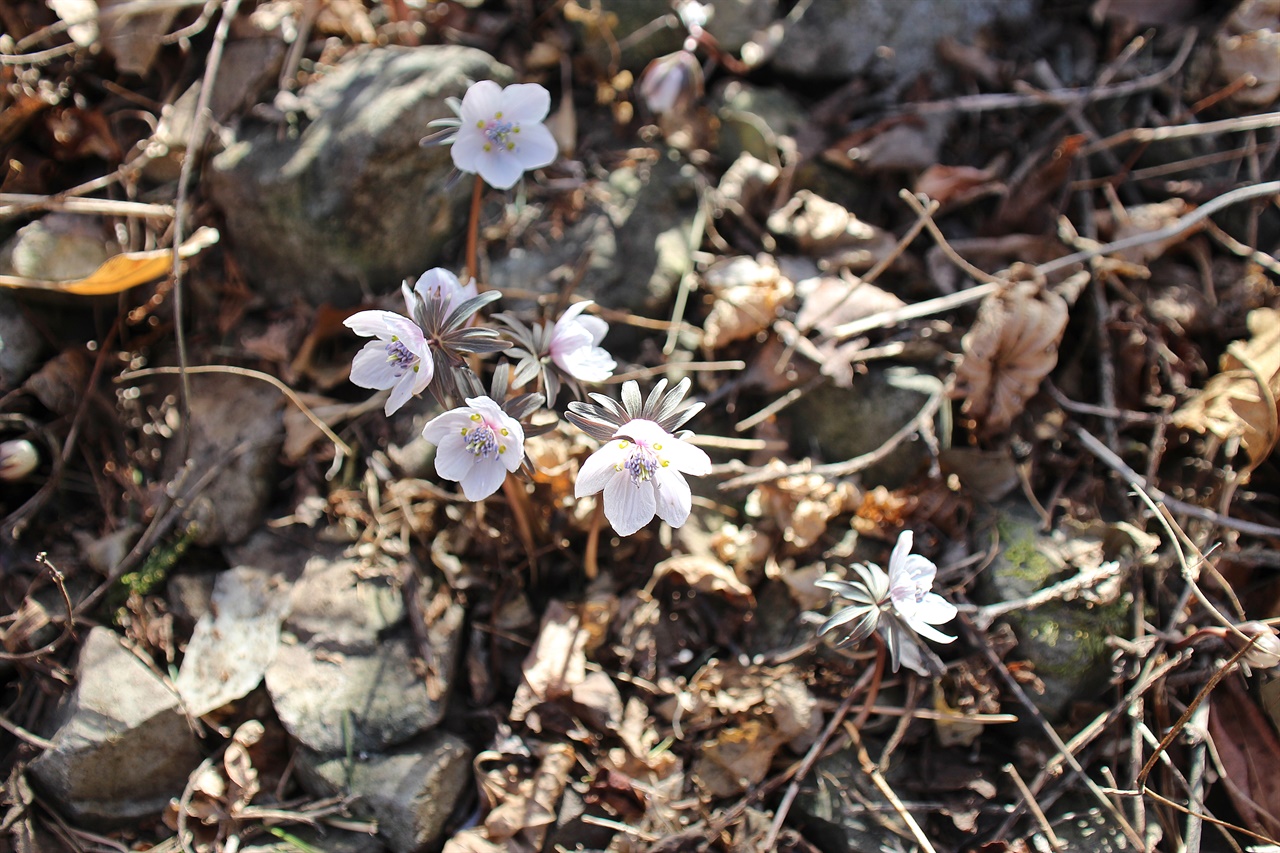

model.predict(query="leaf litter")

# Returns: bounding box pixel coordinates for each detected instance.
[3,2,1280,852]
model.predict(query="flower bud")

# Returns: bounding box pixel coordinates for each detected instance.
[0,439,38,482]
[638,50,703,116]
[1230,621,1280,670]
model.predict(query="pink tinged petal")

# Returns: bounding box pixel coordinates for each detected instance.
[652,466,692,528]
[422,409,476,445]
[658,436,711,477]
[500,83,551,122]
[550,322,594,359]
[460,458,508,501]
[475,148,525,190]
[413,268,462,306]
[603,473,657,536]
[459,80,503,124]
[557,300,592,326]
[575,441,629,497]
[350,341,401,389]
[889,529,915,578]
[512,122,557,170]
[433,432,476,481]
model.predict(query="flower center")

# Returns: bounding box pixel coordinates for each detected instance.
[385,338,418,377]
[461,413,509,460]
[480,112,520,152]
[618,440,660,485]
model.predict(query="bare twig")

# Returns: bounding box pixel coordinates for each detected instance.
[903,30,1196,116]
[846,724,939,853]
[0,195,174,219]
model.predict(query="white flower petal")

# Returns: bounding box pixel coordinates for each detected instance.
[604,474,657,536]
[513,121,557,170]
[577,314,609,345]
[658,435,710,476]
[344,310,417,339]
[434,433,475,481]
[450,126,485,172]
[905,617,955,645]
[350,341,401,390]
[501,83,551,122]
[912,593,957,627]
[421,409,475,445]
[459,80,502,123]
[889,529,914,576]
[385,370,421,415]
[460,459,507,501]
[556,345,616,383]
[575,441,628,497]
[474,148,525,190]
[652,466,692,528]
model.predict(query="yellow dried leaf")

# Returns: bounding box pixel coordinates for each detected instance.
[951,278,1069,436]
[0,226,218,295]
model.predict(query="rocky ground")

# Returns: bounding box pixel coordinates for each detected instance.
[2,0,1280,851]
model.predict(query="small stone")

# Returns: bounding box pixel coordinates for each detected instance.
[166,374,283,546]
[207,46,510,306]
[28,628,202,827]
[0,293,43,390]
[294,733,472,853]
[264,553,457,757]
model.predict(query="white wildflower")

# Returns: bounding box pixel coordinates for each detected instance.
[450,81,558,190]
[421,395,524,501]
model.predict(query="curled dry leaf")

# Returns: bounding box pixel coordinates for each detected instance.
[701,255,794,349]
[766,190,896,270]
[1173,307,1280,467]
[951,278,1069,436]
[1097,198,1198,266]
[914,163,1005,209]
[653,554,756,607]
[1217,0,1280,106]
[745,463,860,550]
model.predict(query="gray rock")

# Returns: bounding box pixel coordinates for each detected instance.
[773,0,1034,83]
[714,80,806,165]
[977,502,1132,721]
[207,46,510,306]
[0,294,42,391]
[265,554,457,757]
[784,366,940,489]
[488,153,699,317]
[27,627,202,827]
[168,373,283,547]
[705,0,778,56]
[294,733,472,853]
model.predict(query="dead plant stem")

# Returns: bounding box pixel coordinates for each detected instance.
[465,175,482,285]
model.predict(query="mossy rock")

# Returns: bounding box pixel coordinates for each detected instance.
[978,502,1131,721]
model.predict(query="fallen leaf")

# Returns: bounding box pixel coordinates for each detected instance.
[914,163,1005,209]
[1174,307,1280,467]
[951,276,1069,436]
[1207,676,1280,839]
[766,191,896,270]
[701,255,794,349]
[1217,0,1280,106]
[653,554,756,607]
[795,274,905,336]
[0,227,218,295]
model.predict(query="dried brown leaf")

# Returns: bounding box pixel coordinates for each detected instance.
[0,227,218,296]
[1174,307,1280,466]
[1208,677,1280,839]
[914,163,1005,209]
[701,255,793,349]
[653,554,756,606]
[952,278,1069,436]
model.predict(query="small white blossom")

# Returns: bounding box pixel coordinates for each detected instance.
[345,294,434,416]
[450,81,558,190]
[639,50,703,115]
[421,396,524,500]
[575,418,711,536]
[0,439,38,482]
[549,301,615,383]
[816,530,956,675]
[408,268,477,318]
